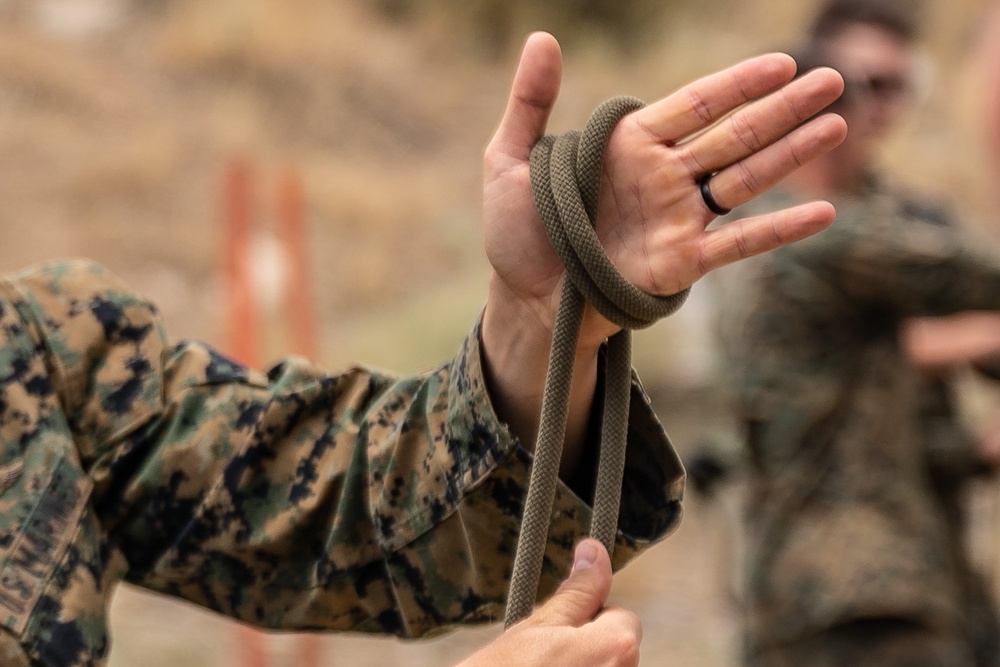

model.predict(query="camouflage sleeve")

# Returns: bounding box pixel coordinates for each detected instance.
[789,202,1000,316]
[918,379,987,483]
[0,260,681,664]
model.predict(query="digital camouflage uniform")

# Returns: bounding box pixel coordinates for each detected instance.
[0,260,685,666]
[713,179,1000,666]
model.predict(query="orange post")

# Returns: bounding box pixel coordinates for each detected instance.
[224,158,261,368]
[277,166,323,666]
[223,158,324,667]
[277,167,318,359]
[224,158,269,667]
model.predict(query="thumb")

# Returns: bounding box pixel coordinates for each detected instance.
[536,539,613,627]
[489,31,562,163]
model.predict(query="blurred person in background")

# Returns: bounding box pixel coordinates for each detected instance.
[712,0,1000,665]
[718,0,1000,667]
[0,30,848,667]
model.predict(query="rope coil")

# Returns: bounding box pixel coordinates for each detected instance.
[504,96,689,627]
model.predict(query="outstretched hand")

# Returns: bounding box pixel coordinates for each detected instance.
[478,31,845,463]
[483,31,847,349]
[457,539,640,667]
[468,36,845,659]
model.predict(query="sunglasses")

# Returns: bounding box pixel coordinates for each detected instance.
[842,71,913,102]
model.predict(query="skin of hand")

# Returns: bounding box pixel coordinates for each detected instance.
[901,314,1000,472]
[479,31,847,470]
[975,422,1000,471]
[456,539,641,667]
[903,313,1000,375]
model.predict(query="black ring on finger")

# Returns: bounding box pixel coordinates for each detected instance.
[699,174,731,216]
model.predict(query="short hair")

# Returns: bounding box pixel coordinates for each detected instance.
[808,0,922,44]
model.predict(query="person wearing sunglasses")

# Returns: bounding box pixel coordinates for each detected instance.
[711,1,1000,665]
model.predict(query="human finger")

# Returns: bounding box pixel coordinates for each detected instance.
[700,112,848,214]
[629,53,798,144]
[677,66,845,177]
[486,31,562,165]
[696,201,837,274]
[587,605,643,666]
[977,423,1000,469]
[529,539,613,627]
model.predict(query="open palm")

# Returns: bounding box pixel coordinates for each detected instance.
[483,32,846,345]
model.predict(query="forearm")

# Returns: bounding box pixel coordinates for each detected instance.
[111,333,520,625]
[117,329,680,635]
[480,274,600,482]
[903,313,1000,373]
[17,259,680,638]
[804,215,1000,316]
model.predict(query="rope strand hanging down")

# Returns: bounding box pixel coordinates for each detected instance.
[504,96,689,628]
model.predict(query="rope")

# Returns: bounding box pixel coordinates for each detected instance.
[504,96,690,627]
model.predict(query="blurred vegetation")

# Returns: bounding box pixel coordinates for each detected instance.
[372,0,738,58]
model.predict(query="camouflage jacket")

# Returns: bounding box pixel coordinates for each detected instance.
[0,260,684,666]
[713,180,1000,653]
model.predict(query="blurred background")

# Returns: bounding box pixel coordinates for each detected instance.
[2,0,1000,664]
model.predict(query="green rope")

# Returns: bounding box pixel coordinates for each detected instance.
[504,96,689,628]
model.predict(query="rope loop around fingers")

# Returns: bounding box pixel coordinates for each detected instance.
[530,96,690,329]
[504,96,690,628]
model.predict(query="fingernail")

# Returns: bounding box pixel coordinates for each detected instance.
[572,540,598,573]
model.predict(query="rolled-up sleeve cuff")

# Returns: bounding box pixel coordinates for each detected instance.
[449,317,684,576]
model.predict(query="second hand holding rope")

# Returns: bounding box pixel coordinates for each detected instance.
[504,97,690,627]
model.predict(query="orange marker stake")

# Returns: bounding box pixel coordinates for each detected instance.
[277,167,318,360]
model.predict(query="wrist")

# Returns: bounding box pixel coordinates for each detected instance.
[481,273,601,453]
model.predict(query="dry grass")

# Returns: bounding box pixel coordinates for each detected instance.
[3,0,1000,663]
